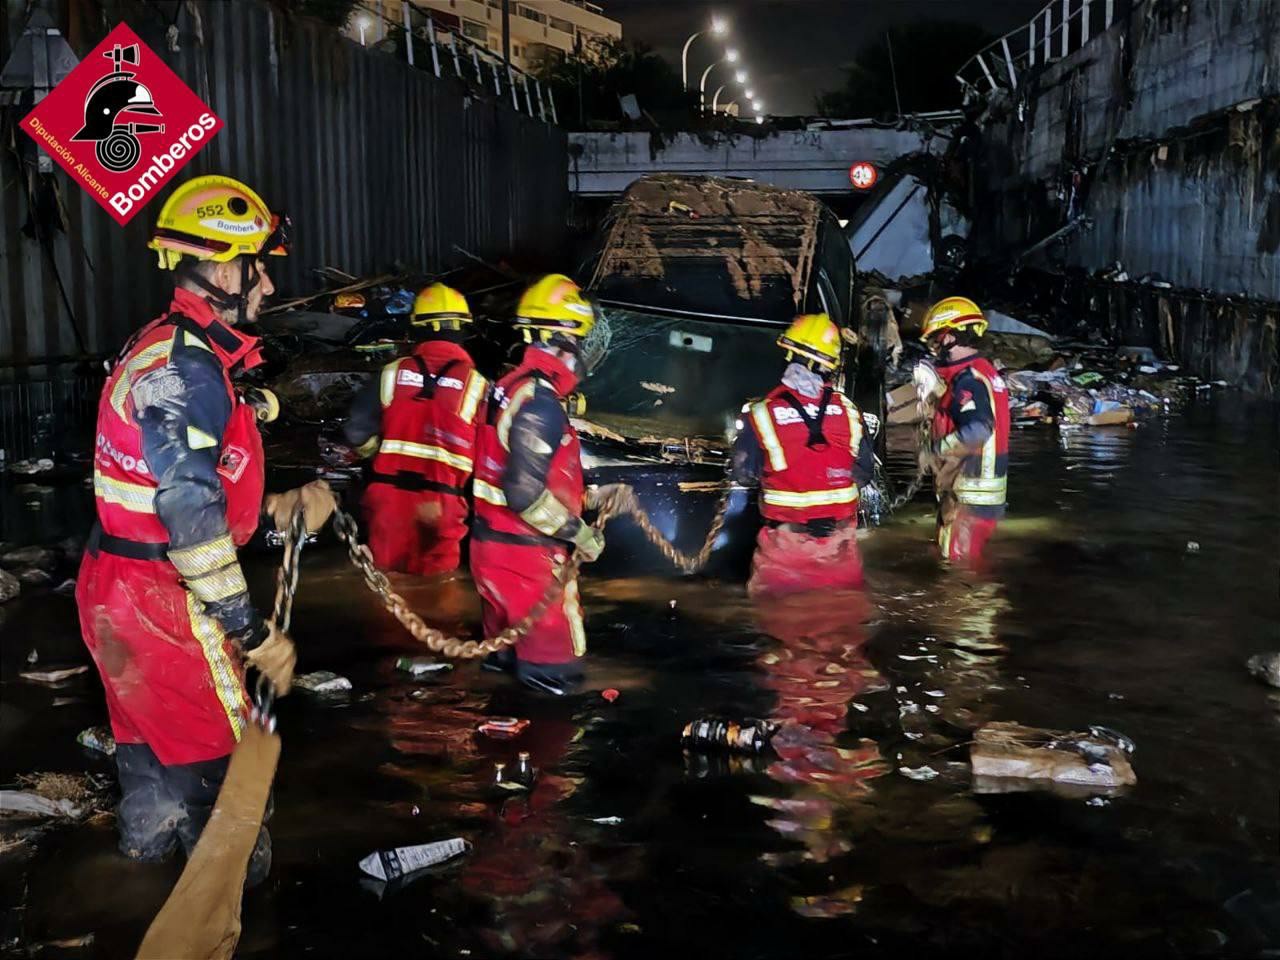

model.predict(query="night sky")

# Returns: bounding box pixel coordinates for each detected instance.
[602,0,1048,116]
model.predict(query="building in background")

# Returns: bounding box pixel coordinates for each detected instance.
[352,1,622,71]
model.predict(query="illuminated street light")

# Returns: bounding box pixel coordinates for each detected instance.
[735,69,747,84]
[725,48,740,63]
[699,54,738,113]
[712,83,729,113]
[744,88,755,100]
[752,100,763,112]
[355,13,371,45]
[681,15,731,90]
[756,115,765,124]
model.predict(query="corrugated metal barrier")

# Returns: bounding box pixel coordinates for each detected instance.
[0,0,568,371]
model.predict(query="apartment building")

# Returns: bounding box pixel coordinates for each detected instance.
[352,1,622,72]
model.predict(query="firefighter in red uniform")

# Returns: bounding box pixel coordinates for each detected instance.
[343,283,487,576]
[734,313,876,596]
[470,275,604,696]
[914,296,1011,568]
[75,175,334,884]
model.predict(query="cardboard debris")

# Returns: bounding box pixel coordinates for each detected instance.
[971,721,1135,790]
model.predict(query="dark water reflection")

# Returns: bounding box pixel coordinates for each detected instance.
[2,397,1278,958]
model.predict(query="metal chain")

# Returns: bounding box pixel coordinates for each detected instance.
[603,485,733,575]
[886,409,935,513]
[271,505,308,632]
[327,484,733,659]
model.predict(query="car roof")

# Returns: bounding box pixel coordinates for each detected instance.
[586,174,826,323]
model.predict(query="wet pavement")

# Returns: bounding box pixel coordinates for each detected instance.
[2,395,1279,958]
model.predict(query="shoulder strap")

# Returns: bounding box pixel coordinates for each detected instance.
[778,387,833,449]
[410,357,463,401]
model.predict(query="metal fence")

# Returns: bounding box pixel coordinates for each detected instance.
[0,366,104,462]
[956,0,1137,101]
[0,0,569,369]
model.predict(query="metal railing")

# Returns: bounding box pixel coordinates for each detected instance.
[354,1,559,123]
[955,0,1136,102]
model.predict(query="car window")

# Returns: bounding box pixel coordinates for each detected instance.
[582,306,785,441]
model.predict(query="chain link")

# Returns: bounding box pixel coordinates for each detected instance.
[327,483,733,659]
[885,409,935,514]
[271,506,308,632]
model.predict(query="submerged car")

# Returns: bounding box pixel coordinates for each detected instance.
[575,174,885,577]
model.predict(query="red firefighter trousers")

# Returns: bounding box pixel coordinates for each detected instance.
[937,505,999,570]
[363,483,469,576]
[470,540,584,666]
[748,522,865,598]
[76,551,249,767]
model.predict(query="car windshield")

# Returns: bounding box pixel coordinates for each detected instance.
[581,305,786,442]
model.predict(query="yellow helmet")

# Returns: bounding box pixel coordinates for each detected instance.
[920,296,987,340]
[777,313,841,370]
[148,175,291,271]
[412,283,472,329]
[514,274,595,341]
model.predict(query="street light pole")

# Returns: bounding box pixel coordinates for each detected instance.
[712,83,727,113]
[681,16,728,90]
[699,48,738,113]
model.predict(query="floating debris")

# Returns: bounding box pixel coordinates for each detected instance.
[21,666,89,685]
[601,688,620,703]
[0,570,18,604]
[589,816,624,825]
[358,838,469,882]
[971,721,1136,789]
[1186,541,1201,553]
[899,765,939,781]
[396,657,453,677]
[294,671,353,695]
[477,717,530,739]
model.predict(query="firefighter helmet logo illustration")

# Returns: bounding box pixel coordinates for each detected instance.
[70,42,165,173]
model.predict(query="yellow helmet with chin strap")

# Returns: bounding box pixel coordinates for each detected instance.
[778,313,841,371]
[412,283,472,330]
[148,175,291,271]
[513,274,595,342]
[920,296,987,340]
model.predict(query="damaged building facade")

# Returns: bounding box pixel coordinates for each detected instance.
[959,0,1280,393]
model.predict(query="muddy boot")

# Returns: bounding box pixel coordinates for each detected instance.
[482,647,516,675]
[515,660,583,697]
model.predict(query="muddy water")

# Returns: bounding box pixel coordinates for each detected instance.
[2,397,1278,958]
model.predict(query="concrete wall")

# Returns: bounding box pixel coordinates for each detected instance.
[569,125,952,197]
[974,0,1280,301]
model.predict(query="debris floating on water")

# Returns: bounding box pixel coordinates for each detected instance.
[477,717,530,739]
[294,671,353,695]
[0,570,18,604]
[681,718,778,755]
[971,721,1136,789]
[358,838,469,882]
[1186,541,1201,553]
[589,816,624,825]
[601,688,620,703]
[395,657,453,677]
[20,666,89,685]
[899,766,939,781]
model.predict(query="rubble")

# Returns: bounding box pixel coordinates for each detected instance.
[294,671,353,695]
[1246,652,1280,688]
[0,570,18,604]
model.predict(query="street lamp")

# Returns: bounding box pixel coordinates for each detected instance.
[735,69,747,84]
[752,100,763,112]
[756,115,764,124]
[355,13,371,45]
[699,54,737,113]
[712,83,728,113]
[744,88,755,100]
[681,15,729,90]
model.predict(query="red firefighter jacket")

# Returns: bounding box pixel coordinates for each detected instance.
[738,379,874,525]
[931,354,1010,515]
[473,347,585,545]
[90,288,266,636]
[361,341,487,493]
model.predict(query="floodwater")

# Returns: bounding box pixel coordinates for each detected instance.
[2,396,1278,958]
